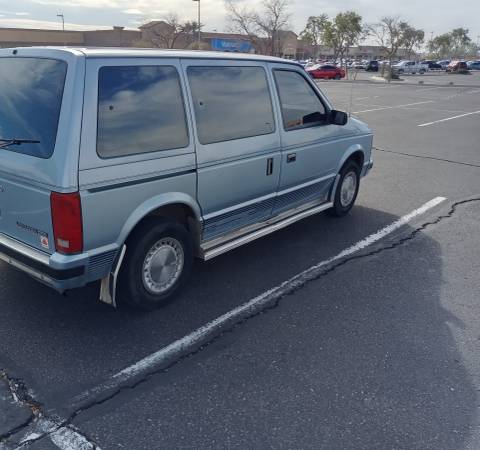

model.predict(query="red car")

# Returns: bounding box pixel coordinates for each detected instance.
[306,64,345,80]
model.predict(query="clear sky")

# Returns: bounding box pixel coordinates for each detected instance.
[0,0,478,44]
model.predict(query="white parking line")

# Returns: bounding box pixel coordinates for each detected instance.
[418,110,480,127]
[16,418,101,450]
[353,100,434,114]
[415,86,444,92]
[72,197,446,405]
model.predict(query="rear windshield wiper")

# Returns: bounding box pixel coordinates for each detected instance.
[0,138,41,149]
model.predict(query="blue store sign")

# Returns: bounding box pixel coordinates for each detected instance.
[211,38,252,53]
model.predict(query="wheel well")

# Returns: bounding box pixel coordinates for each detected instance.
[128,203,202,254]
[345,151,364,171]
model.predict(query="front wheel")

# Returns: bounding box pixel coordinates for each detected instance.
[329,160,361,217]
[118,218,194,310]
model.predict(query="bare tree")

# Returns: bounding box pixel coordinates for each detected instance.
[370,16,406,81]
[225,0,291,56]
[152,14,183,49]
[136,16,202,49]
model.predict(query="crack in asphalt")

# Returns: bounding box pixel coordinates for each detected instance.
[0,370,41,442]
[0,371,99,449]
[373,146,480,169]
[3,197,480,448]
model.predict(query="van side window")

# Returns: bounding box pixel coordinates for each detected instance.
[274,70,328,131]
[97,66,189,158]
[187,66,275,145]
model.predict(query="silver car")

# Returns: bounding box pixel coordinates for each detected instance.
[0,47,373,309]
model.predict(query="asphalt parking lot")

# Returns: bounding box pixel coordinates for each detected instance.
[1,72,480,450]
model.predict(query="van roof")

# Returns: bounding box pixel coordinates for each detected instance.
[1,46,302,66]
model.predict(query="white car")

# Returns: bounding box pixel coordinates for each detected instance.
[392,60,428,74]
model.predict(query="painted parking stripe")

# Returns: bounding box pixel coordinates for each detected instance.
[418,110,480,127]
[72,197,446,406]
[415,86,444,92]
[16,418,101,449]
[353,100,434,114]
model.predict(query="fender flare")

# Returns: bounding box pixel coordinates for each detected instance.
[336,144,366,174]
[116,192,202,247]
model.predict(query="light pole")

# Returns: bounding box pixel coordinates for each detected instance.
[192,0,201,49]
[57,13,65,46]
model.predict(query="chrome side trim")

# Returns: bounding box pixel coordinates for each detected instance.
[0,233,50,266]
[202,201,333,261]
[203,197,326,251]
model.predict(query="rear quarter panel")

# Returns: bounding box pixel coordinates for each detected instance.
[78,56,199,252]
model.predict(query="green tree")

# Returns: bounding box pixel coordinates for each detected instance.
[400,23,425,59]
[428,28,472,58]
[300,14,328,59]
[323,12,363,69]
[428,33,452,58]
[450,28,471,57]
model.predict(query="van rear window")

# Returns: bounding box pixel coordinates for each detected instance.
[96,65,189,158]
[0,57,67,158]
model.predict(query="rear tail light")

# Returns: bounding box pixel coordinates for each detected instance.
[50,191,83,254]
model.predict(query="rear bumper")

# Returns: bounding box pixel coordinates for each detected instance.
[0,233,117,292]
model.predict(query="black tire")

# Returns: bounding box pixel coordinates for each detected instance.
[328,160,361,217]
[334,74,341,80]
[118,218,194,310]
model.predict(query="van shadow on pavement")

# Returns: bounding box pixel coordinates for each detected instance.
[0,204,476,450]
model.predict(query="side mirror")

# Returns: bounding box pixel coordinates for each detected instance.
[329,109,348,126]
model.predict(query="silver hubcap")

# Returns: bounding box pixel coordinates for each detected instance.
[340,172,357,207]
[142,238,184,295]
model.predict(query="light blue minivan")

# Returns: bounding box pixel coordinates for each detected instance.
[0,47,373,309]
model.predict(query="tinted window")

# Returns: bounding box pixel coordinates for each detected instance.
[97,66,189,158]
[0,57,67,158]
[187,66,275,145]
[274,70,327,131]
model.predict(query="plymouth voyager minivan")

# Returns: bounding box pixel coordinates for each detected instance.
[0,47,373,309]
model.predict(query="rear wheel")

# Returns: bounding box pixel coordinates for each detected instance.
[334,74,341,80]
[329,160,361,217]
[118,218,193,310]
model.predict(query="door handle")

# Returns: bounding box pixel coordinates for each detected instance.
[287,153,296,163]
[266,157,274,176]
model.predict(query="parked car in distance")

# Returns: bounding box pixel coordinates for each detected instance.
[446,60,468,73]
[365,60,379,72]
[421,60,442,70]
[306,64,346,79]
[437,60,451,69]
[0,47,373,310]
[467,61,480,70]
[351,61,366,70]
[392,60,428,74]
